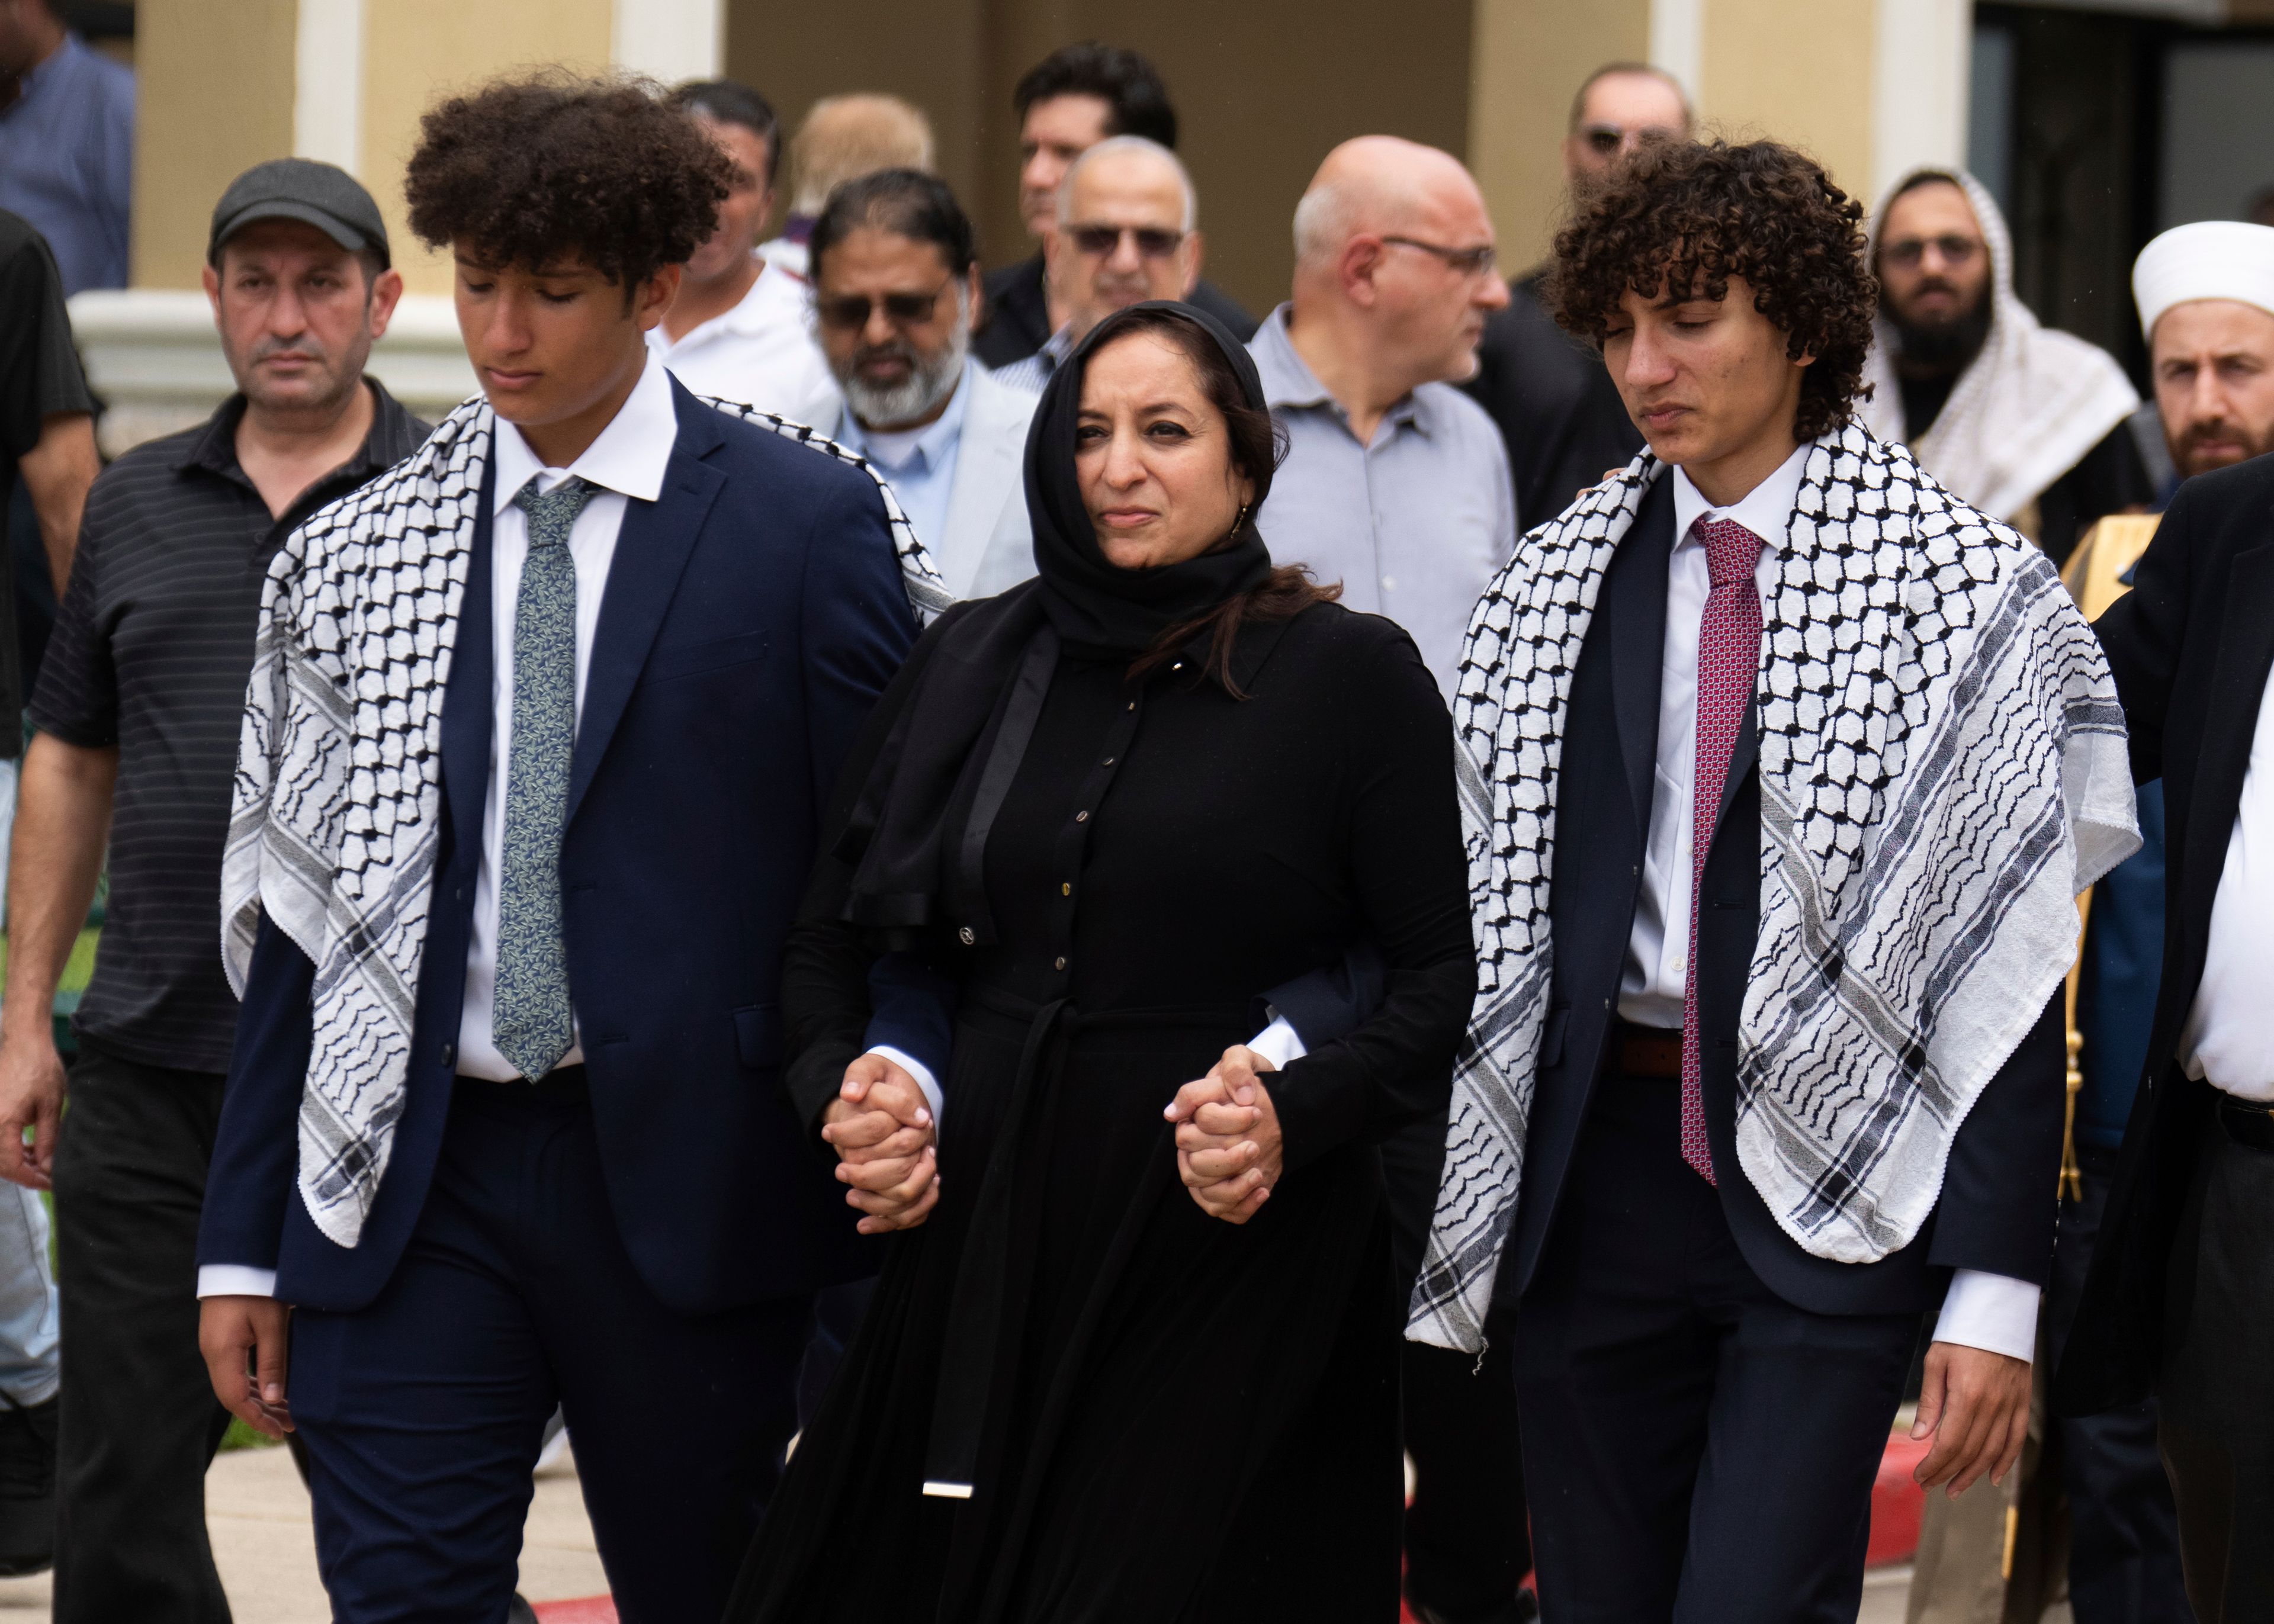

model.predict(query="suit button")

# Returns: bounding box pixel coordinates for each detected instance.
[441,1042,457,1067]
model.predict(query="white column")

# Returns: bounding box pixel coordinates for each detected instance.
[293,0,365,173]
[1650,0,1706,110]
[611,0,722,85]
[1870,0,1970,205]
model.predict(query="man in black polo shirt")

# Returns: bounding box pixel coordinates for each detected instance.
[0,159,423,1623]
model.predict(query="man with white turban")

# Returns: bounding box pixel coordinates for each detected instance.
[2051,218,2274,1624]
[1861,169,2149,562]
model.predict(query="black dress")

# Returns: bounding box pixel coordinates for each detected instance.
[730,602,1474,1623]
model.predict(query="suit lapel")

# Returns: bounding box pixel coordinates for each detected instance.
[441,452,499,864]
[564,389,726,825]
[2183,540,2274,942]
[934,374,1027,593]
[1607,477,1674,841]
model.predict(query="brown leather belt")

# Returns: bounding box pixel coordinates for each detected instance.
[1614,1019,1682,1079]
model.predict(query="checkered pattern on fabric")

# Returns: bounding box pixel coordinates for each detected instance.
[1405,421,2141,1355]
[221,394,948,1248]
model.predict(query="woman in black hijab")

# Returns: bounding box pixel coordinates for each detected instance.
[730,303,1473,1623]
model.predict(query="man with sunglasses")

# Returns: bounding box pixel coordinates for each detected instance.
[1858,169,2150,565]
[812,169,1036,599]
[1247,133,1519,1624]
[1465,63,1688,531]
[993,136,1203,397]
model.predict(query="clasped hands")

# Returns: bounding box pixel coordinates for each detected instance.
[821,1053,939,1233]
[1164,1044,1283,1224]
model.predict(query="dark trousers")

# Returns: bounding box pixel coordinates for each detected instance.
[291,1076,812,1624]
[1509,1074,1915,1624]
[1383,1112,1532,1623]
[2157,1107,2274,1624]
[50,1042,235,1624]
[2045,1141,2193,1624]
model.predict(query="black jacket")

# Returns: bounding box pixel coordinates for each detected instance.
[1507,474,2064,1314]
[1462,270,1643,533]
[975,252,1257,369]
[2058,452,2274,1415]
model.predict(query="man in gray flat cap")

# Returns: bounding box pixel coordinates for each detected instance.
[0,157,424,1620]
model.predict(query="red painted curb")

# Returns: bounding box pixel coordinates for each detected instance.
[1870,1433,1931,1567]
[531,1600,616,1623]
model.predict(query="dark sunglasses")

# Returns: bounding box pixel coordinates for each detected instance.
[1881,234,1981,271]
[814,281,955,332]
[1065,223,1186,259]
[1579,122,1678,156]
[1382,235,1499,278]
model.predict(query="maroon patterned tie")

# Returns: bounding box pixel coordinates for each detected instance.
[1681,517,1764,1186]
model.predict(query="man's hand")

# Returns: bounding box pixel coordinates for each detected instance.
[1166,1045,1284,1224]
[199,1295,294,1438]
[1911,1340,2031,1498]
[0,1025,67,1191]
[820,1053,938,1234]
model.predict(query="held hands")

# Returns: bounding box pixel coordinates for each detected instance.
[199,1295,294,1439]
[1911,1340,2032,1499]
[1165,1045,1284,1224]
[821,1053,939,1234]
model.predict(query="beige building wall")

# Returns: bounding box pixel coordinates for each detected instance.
[130,0,298,289]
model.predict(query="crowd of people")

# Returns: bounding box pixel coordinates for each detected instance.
[5,17,2274,1624]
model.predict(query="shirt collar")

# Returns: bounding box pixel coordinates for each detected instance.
[838,358,974,472]
[1669,440,1813,554]
[1250,302,1429,438]
[175,378,426,487]
[494,350,678,513]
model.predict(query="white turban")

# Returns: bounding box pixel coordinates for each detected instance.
[2133,220,2274,341]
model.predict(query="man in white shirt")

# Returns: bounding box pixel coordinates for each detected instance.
[1398,138,2132,1623]
[648,80,839,426]
[811,169,1036,599]
[188,78,940,1622]
[2061,224,2274,1624]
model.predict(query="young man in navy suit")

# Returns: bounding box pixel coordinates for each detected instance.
[194,79,946,1620]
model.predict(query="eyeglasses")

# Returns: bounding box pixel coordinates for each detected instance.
[1382,236,1499,278]
[1065,223,1186,259]
[1881,234,1982,272]
[814,279,956,332]
[1579,123,1679,157]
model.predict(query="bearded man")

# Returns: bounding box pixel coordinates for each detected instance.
[1408,138,2138,1623]
[1859,169,2150,564]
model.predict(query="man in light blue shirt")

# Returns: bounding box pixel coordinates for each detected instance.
[1248,136,1517,703]
[813,169,1035,599]
[0,4,133,295]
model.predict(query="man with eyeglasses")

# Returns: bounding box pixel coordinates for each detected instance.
[1858,169,2150,566]
[1466,63,1687,533]
[1246,133,1520,1624]
[993,136,1205,396]
[812,169,1035,599]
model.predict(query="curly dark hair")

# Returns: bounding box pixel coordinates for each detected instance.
[1546,139,1876,441]
[405,73,733,292]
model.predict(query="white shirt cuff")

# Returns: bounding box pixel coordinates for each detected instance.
[1247,1015,1309,1070]
[1931,1269,2041,1364]
[864,1046,943,1124]
[198,1265,278,1300]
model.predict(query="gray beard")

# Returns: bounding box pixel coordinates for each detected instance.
[838,324,969,429]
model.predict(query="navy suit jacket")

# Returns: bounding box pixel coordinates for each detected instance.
[200,380,940,1316]
[1499,474,2064,1316]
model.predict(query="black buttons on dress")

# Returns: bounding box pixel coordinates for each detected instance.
[1102,757,1115,767]
[959,925,975,945]
[1060,882,1071,896]
[1075,810,1089,822]
[1054,956,1067,971]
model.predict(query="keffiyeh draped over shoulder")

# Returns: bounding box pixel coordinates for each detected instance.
[220,394,947,1250]
[1406,422,2139,1354]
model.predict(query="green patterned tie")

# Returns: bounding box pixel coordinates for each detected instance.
[492,475,595,1080]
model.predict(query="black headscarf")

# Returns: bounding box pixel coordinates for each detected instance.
[834,300,1276,943]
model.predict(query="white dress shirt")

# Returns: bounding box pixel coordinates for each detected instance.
[646,256,840,429]
[2180,660,2274,1099]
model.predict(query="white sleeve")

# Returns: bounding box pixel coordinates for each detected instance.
[197,1265,279,1300]
[1930,1269,2041,1363]
[1245,1016,1309,1071]
[864,1045,944,1125]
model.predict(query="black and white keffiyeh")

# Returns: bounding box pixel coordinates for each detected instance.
[1406,422,2139,1353]
[220,394,948,1249]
